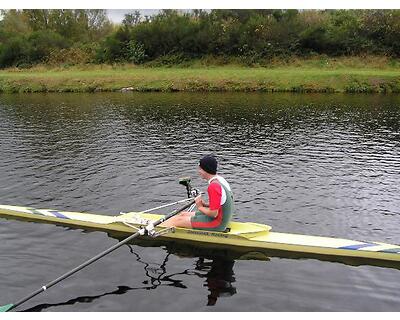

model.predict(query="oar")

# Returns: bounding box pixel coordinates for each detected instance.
[142,197,194,213]
[0,198,197,312]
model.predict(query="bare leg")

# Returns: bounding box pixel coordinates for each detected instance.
[178,211,196,218]
[161,211,195,228]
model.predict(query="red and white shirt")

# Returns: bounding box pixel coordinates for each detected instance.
[207,175,232,224]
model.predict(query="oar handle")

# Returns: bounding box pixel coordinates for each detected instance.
[4,199,196,312]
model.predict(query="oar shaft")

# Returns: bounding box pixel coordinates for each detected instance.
[12,232,142,310]
[142,197,193,213]
[7,199,196,311]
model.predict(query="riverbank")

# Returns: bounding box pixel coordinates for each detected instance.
[1,63,400,93]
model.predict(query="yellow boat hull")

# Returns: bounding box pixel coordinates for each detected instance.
[1,205,399,264]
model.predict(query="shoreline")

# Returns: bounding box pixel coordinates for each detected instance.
[0,65,400,94]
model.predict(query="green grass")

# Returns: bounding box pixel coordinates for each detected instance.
[0,61,400,93]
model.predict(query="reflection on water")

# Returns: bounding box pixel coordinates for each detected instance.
[129,246,237,307]
[194,258,236,306]
[1,92,400,311]
[22,244,238,311]
[18,233,400,312]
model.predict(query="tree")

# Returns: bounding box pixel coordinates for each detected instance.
[23,9,50,31]
[122,11,141,27]
[0,9,31,35]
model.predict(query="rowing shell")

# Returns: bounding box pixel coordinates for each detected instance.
[0,205,399,264]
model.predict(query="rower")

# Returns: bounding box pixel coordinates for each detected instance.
[162,155,234,232]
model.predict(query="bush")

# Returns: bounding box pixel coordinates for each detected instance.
[96,27,131,63]
[28,30,67,63]
[3,9,400,67]
[46,47,94,65]
[144,53,189,67]
[125,40,147,64]
[0,36,32,67]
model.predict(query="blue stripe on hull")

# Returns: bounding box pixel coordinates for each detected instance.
[27,208,69,219]
[339,243,377,250]
[48,210,69,219]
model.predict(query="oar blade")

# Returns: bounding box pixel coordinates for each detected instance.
[0,304,14,312]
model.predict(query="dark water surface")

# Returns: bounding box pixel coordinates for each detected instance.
[0,92,399,311]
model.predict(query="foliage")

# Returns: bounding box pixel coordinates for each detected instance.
[0,36,31,67]
[122,11,141,27]
[28,30,66,62]
[1,9,400,68]
[46,45,97,66]
[125,40,147,64]
[99,9,400,64]
[0,9,111,68]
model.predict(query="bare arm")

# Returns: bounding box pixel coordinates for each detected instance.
[195,196,217,217]
[197,206,218,218]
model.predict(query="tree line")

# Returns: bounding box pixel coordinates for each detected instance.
[1,9,400,68]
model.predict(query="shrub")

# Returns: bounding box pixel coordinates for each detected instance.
[28,30,67,63]
[46,47,93,65]
[125,40,147,64]
[0,36,32,67]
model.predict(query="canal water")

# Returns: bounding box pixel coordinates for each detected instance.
[0,92,399,311]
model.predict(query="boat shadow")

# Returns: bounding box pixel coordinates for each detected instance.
[126,235,400,271]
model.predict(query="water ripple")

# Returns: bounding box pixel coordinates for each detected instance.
[1,92,400,311]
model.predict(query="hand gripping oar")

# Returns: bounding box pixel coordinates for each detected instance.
[0,198,197,312]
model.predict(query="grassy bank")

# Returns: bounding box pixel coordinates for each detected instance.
[1,58,400,93]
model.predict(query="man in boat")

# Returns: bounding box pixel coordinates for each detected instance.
[162,155,234,232]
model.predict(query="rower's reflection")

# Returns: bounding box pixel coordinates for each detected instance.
[194,257,236,306]
[129,245,237,305]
